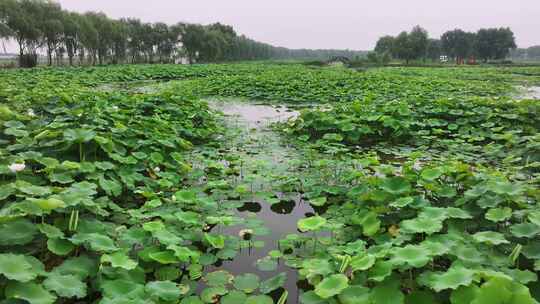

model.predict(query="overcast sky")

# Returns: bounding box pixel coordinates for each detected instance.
[17,0,540,50]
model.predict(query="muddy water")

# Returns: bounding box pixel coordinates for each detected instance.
[515,86,540,99]
[200,100,313,303]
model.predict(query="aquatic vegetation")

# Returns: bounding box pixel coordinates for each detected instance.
[0,63,539,304]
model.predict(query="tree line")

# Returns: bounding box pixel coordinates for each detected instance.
[0,0,366,67]
[374,26,517,64]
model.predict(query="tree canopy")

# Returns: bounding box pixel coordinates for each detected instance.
[0,0,366,67]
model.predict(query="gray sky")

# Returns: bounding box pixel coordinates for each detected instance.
[14,0,540,50]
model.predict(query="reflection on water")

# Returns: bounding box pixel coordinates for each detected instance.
[209,99,300,128]
[515,86,540,100]
[199,100,313,303]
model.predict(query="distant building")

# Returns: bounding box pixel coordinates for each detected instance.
[440,55,448,63]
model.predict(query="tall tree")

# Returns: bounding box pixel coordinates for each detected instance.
[374,35,394,56]
[426,39,442,62]
[441,29,476,63]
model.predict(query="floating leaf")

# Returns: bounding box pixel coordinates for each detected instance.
[370,277,404,304]
[259,272,287,294]
[200,287,227,303]
[400,216,443,235]
[423,265,476,292]
[310,197,327,206]
[338,285,371,304]
[380,177,411,194]
[392,245,432,268]
[314,273,349,299]
[43,273,87,298]
[485,207,512,222]
[350,254,376,272]
[245,295,273,304]
[472,231,509,245]
[146,281,182,301]
[510,223,540,238]
[47,238,74,256]
[101,251,138,270]
[5,282,57,304]
[298,216,326,232]
[221,290,247,304]
[421,168,443,181]
[0,219,38,245]
[0,253,40,282]
[234,273,260,293]
[205,270,234,287]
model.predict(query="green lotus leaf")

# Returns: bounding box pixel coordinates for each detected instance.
[522,242,540,259]
[142,220,165,232]
[0,253,41,282]
[351,210,381,237]
[43,273,87,298]
[424,265,476,292]
[350,254,376,272]
[101,251,138,270]
[510,223,540,238]
[472,231,509,245]
[15,181,52,196]
[85,233,118,251]
[175,211,201,225]
[245,295,274,304]
[299,291,326,304]
[168,245,199,262]
[405,290,440,304]
[259,272,287,294]
[234,273,260,293]
[0,219,38,245]
[146,281,182,301]
[200,286,227,303]
[37,223,64,238]
[5,281,57,304]
[310,197,327,206]
[149,250,179,264]
[420,168,443,181]
[338,285,370,304]
[154,229,183,245]
[101,279,146,300]
[0,183,15,200]
[302,258,334,276]
[485,207,512,222]
[256,257,278,271]
[471,276,535,304]
[205,270,234,287]
[450,285,480,304]
[368,260,394,282]
[174,189,198,203]
[298,216,326,232]
[390,196,414,208]
[392,244,432,268]
[99,176,123,196]
[370,277,404,304]
[28,197,66,211]
[181,296,204,304]
[221,290,247,304]
[47,238,75,256]
[204,233,225,249]
[528,211,540,226]
[503,268,538,285]
[400,216,443,235]
[314,273,349,299]
[52,255,97,279]
[380,177,412,194]
[64,128,96,143]
[445,207,473,219]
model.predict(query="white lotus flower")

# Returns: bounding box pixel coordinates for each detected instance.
[27,109,36,117]
[8,163,26,173]
[154,167,161,172]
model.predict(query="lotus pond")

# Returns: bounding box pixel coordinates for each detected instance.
[0,63,539,304]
